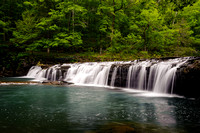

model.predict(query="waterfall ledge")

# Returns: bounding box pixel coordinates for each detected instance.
[26,57,200,98]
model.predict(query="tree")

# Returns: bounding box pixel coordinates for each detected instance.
[126,0,165,53]
[11,10,39,49]
[97,0,131,54]
[1,0,200,58]
[0,0,25,43]
[46,0,87,52]
[182,0,200,51]
[11,0,87,53]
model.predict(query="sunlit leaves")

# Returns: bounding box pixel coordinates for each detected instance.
[1,0,199,56]
[53,32,82,47]
[23,1,33,7]
[0,20,6,27]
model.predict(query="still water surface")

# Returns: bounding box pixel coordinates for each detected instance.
[0,83,200,133]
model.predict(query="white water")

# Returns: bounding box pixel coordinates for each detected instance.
[65,62,114,86]
[125,58,189,93]
[147,58,188,93]
[126,61,151,90]
[110,66,118,87]
[26,58,190,94]
[27,66,42,78]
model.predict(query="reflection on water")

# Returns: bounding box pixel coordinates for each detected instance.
[0,84,200,133]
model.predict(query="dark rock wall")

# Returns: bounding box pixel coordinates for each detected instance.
[107,64,131,87]
[44,65,70,81]
[174,57,200,98]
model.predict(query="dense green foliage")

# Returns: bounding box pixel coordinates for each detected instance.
[1,0,200,62]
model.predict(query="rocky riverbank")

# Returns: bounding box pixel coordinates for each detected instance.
[0,80,73,86]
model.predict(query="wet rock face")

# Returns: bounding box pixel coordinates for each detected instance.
[174,57,200,98]
[108,64,131,87]
[44,65,71,81]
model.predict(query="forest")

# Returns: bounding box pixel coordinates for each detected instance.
[1,0,200,76]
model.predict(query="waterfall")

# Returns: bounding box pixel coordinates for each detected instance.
[64,62,113,86]
[27,66,42,77]
[149,62,177,93]
[147,58,188,93]
[126,61,151,90]
[26,57,190,94]
[110,66,118,87]
[126,58,189,93]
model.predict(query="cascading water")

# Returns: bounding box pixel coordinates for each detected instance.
[110,66,118,87]
[27,66,42,77]
[26,57,190,94]
[65,62,113,86]
[126,61,151,90]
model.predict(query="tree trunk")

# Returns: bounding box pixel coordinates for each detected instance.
[100,47,102,55]
[3,32,6,42]
[111,0,115,45]
[143,24,150,51]
[72,0,75,34]
[99,0,102,55]
[172,11,178,25]
[47,48,50,54]
[72,10,74,34]
[2,10,6,42]
[143,28,146,51]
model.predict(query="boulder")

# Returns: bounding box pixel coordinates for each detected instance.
[97,122,135,133]
[42,81,63,85]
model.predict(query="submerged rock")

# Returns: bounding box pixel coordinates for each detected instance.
[94,122,135,133]
[42,80,74,85]
[62,80,74,85]
[42,81,62,85]
[88,121,182,133]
